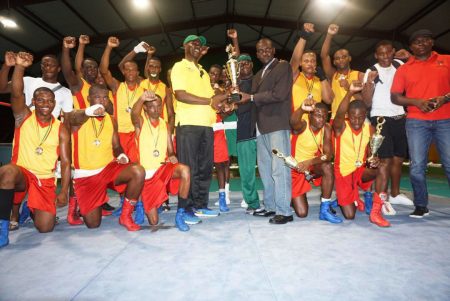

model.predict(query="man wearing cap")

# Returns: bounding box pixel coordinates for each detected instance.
[170,34,228,222]
[391,29,450,218]
[240,38,294,224]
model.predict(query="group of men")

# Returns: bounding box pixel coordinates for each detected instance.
[0,23,449,248]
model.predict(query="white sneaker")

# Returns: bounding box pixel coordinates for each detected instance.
[240,200,248,209]
[382,201,397,216]
[225,195,231,205]
[389,194,414,206]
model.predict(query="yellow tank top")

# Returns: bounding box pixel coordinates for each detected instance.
[73,78,91,109]
[137,117,168,170]
[139,79,170,123]
[72,114,114,170]
[114,82,144,133]
[292,73,322,112]
[334,120,371,176]
[291,119,324,162]
[12,111,61,179]
[331,70,359,119]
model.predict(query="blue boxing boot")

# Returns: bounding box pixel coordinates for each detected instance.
[112,195,125,217]
[175,208,190,232]
[364,191,373,215]
[134,200,145,225]
[19,200,30,225]
[319,199,343,224]
[0,219,10,248]
[218,191,229,213]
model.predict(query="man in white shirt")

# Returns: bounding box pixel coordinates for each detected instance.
[0,52,73,118]
[362,40,413,214]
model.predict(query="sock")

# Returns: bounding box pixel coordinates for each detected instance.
[219,189,225,193]
[0,189,15,220]
[124,198,137,205]
[321,197,331,203]
[178,197,188,209]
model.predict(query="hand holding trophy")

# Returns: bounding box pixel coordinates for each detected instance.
[225,44,241,103]
[272,149,314,182]
[367,117,386,167]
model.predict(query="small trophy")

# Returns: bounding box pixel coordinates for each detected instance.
[367,117,386,164]
[272,149,314,182]
[225,44,241,103]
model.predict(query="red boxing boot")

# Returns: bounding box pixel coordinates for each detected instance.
[67,197,84,225]
[355,198,365,212]
[370,192,391,228]
[119,199,141,231]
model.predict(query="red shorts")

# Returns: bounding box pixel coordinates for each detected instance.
[142,163,179,212]
[119,131,138,163]
[291,169,322,198]
[335,167,373,206]
[214,130,229,163]
[13,166,57,215]
[74,161,128,215]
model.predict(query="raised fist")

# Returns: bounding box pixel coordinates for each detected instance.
[304,23,315,33]
[227,29,238,39]
[394,49,411,60]
[79,35,90,45]
[200,46,209,56]
[15,52,34,68]
[148,45,156,55]
[367,70,378,83]
[4,51,16,67]
[107,37,120,48]
[63,36,76,49]
[301,98,316,111]
[328,24,339,35]
[349,80,363,93]
[142,90,157,102]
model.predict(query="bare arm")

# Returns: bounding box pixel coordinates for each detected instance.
[227,29,240,58]
[56,124,71,207]
[164,87,175,136]
[131,93,146,134]
[67,110,90,128]
[290,23,314,78]
[322,124,333,162]
[333,82,363,136]
[11,52,32,126]
[61,37,82,93]
[175,90,228,110]
[321,24,339,80]
[0,51,15,93]
[100,37,120,93]
[75,35,90,77]
[119,41,149,73]
[112,118,125,157]
[320,79,333,104]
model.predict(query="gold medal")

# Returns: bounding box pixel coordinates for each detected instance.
[93,139,101,147]
[153,150,160,157]
[307,93,313,99]
[126,107,132,113]
[35,146,43,155]
[355,160,363,167]
[320,154,327,161]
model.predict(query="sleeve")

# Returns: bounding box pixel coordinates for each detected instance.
[363,69,370,84]
[61,89,74,112]
[22,77,34,107]
[390,66,406,94]
[253,62,293,106]
[170,62,187,91]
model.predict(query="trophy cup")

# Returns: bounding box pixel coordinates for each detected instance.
[272,149,314,182]
[225,44,241,103]
[367,117,386,165]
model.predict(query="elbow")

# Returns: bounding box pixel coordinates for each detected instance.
[391,93,399,105]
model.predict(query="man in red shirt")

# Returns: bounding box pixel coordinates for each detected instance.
[391,29,450,218]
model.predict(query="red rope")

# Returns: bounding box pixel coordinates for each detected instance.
[0,101,11,107]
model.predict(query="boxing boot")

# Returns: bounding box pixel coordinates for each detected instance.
[119,199,141,231]
[369,192,391,227]
[112,195,125,217]
[67,197,84,225]
[0,219,9,248]
[319,201,343,224]
[175,208,190,232]
[18,200,30,225]
[134,200,145,225]
[364,191,373,215]
[218,192,229,212]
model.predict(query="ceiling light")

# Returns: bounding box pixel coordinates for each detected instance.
[132,0,151,9]
[0,16,18,29]
[317,0,346,5]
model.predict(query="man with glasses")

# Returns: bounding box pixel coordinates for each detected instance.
[391,29,450,218]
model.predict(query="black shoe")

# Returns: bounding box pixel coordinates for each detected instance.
[269,215,293,224]
[253,209,276,217]
[102,203,116,211]
[409,206,430,218]
[162,201,170,212]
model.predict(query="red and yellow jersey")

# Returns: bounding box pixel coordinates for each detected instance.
[73,78,91,109]
[137,117,168,171]
[291,119,324,162]
[11,111,61,179]
[139,79,171,123]
[113,82,144,133]
[292,73,322,112]
[72,114,114,170]
[331,70,359,119]
[334,120,371,176]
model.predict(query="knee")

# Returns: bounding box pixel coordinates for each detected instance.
[295,209,308,218]
[342,212,355,220]
[149,215,159,226]
[35,224,55,233]
[180,164,190,179]
[0,165,19,188]
[131,164,145,180]
[85,221,101,229]
[322,163,334,177]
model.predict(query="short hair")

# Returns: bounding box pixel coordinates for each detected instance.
[375,40,393,51]
[123,60,138,68]
[88,84,108,96]
[148,56,161,63]
[348,100,367,112]
[41,54,59,65]
[209,64,222,71]
[33,87,55,99]
[314,102,328,111]
[303,50,317,56]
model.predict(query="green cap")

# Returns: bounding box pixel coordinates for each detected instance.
[237,54,252,63]
[183,35,207,46]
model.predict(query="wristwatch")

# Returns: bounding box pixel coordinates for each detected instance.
[444,93,450,103]
[250,94,254,102]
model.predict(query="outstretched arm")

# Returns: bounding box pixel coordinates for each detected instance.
[61,36,82,94]
[333,81,363,136]
[164,87,175,136]
[321,24,339,80]
[0,51,15,93]
[74,35,90,77]
[100,37,121,93]
[290,98,315,133]
[227,29,240,58]
[11,52,32,126]
[290,23,314,79]
[118,41,149,74]
[131,91,150,136]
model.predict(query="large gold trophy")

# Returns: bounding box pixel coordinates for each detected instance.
[272,149,314,182]
[367,117,386,163]
[225,44,241,103]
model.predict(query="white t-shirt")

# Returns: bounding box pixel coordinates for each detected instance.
[363,60,405,117]
[23,77,73,118]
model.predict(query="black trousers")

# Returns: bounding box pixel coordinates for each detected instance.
[176,125,213,209]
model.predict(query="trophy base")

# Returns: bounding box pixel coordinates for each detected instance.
[228,93,241,103]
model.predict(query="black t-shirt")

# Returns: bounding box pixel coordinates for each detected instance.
[237,77,257,142]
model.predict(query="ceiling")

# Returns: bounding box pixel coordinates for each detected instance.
[0,0,449,76]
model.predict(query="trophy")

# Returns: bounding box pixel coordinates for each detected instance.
[225,44,241,103]
[367,117,386,164]
[272,149,314,182]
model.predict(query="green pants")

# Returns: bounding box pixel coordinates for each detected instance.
[237,139,260,209]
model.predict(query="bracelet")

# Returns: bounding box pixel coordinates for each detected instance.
[444,94,450,103]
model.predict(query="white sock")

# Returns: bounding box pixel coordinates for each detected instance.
[219,189,225,193]
[321,197,331,203]
[225,183,229,192]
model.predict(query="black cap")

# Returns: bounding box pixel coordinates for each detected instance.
[409,29,433,44]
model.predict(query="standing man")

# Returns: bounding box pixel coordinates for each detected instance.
[0,52,71,247]
[170,34,228,221]
[362,40,413,216]
[391,29,450,218]
[240,38,293,224]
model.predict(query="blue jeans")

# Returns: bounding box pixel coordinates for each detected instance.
[406,118,450,207]
[257,130,292,216]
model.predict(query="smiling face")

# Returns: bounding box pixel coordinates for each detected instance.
[375,44,394,68]
[184,39,202,61]
[146,58,161,80]
[32,88,56,119]
[239,60,253,78]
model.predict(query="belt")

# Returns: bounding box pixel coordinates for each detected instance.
[374,114,405,120]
